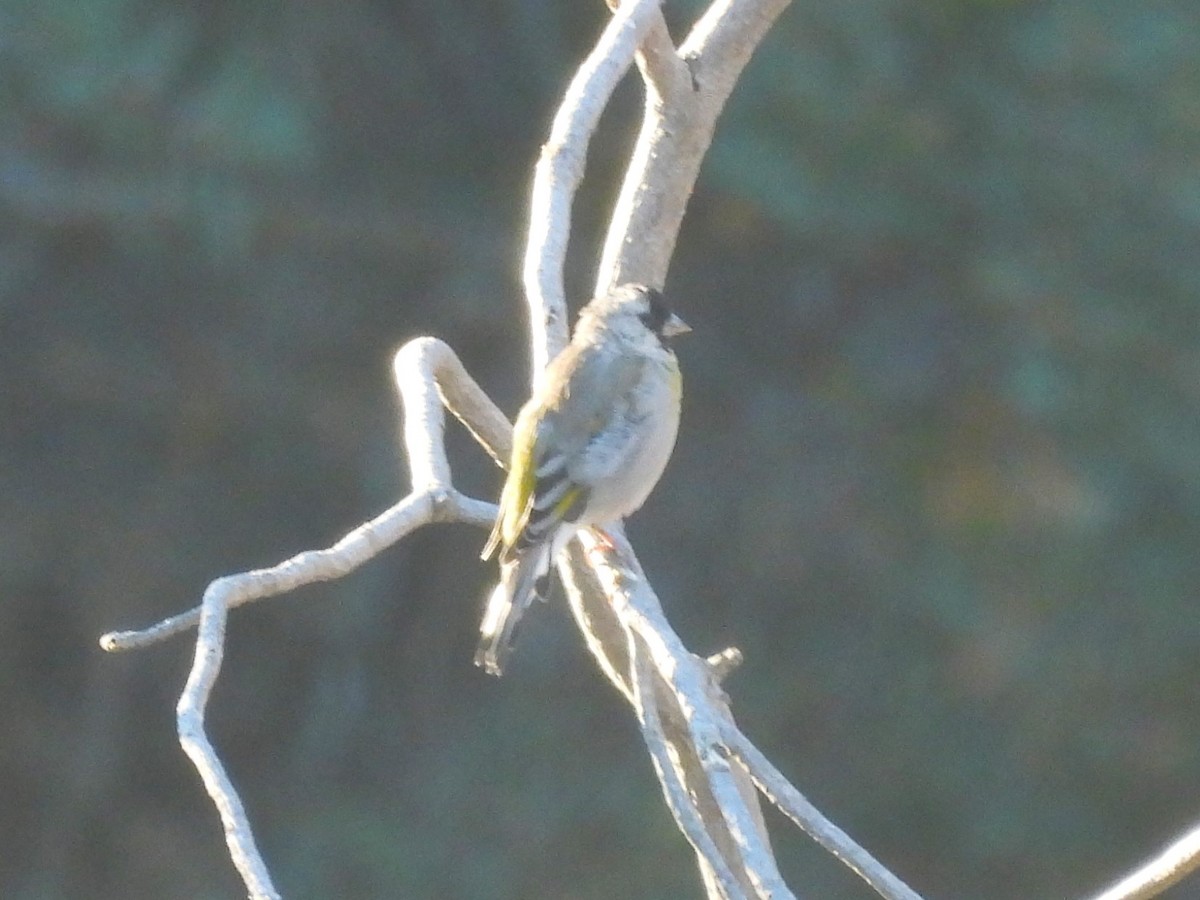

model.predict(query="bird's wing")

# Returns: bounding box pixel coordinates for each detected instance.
[481,406,539,561]
[564,352,654,486]
[502,347,647,557]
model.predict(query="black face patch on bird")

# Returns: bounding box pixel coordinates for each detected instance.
[638,288,671,337]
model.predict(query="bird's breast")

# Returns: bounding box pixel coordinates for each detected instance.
[583,356,682,523]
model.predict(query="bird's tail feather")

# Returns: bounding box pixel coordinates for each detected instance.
[474,548,550,676]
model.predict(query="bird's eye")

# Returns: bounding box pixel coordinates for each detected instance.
[638,288,670,335]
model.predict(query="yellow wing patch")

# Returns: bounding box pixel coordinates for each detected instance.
[481,414,540,560]
[552,485,585,522]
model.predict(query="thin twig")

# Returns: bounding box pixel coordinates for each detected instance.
[99,491,495,652]
[102,337,505,653]
[723,725,926,900]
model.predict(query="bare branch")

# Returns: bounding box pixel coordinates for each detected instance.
[175,576,279,900]
[522,0,665,377]
[1084,824,1200,900]
[575,529,792,899]
[633,17,687,100]
[394,336,513,474]
[99,492,486,652]
[632,651,752,900]
[100,3,1200,898]
[100,338,507,898]
[529,3,805,897]
[603,0,687,97]
[101,5,947,900]
[597,0,791,292]
[101,337,503,654]
[723,726,926,900]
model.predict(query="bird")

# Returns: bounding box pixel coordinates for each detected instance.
[476,283,691,676]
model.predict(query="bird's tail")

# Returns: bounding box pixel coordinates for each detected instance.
[474,547,551,676]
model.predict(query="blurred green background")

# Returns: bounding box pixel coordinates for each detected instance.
[5,1,1200,897]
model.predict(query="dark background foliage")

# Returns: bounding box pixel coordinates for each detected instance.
[5,1,1200,897]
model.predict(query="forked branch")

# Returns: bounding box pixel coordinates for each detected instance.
[99,1,1200,898]
[100,338,504,899]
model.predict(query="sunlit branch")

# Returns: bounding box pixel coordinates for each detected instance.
[100,337,508,898]
[1084,824,1200,900]
[522,0,665,380]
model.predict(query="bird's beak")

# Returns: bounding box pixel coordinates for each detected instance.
[662,313,692,338]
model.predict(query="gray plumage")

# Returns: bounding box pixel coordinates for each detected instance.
[476,284,689,675]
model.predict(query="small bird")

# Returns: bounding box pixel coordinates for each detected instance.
[476,283,690,676]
